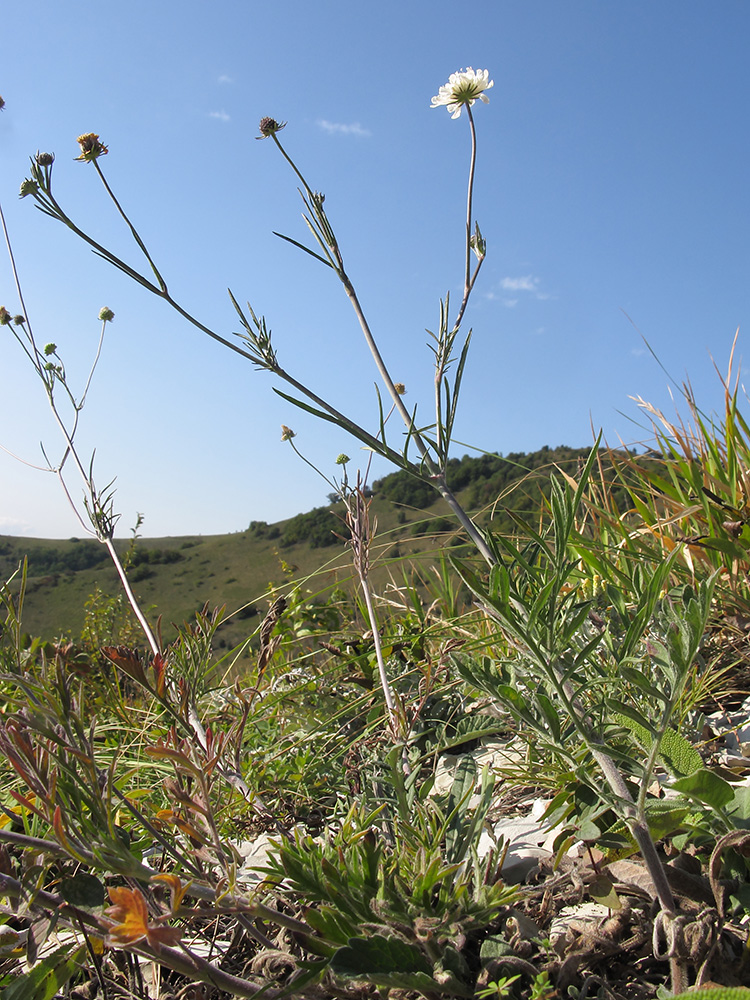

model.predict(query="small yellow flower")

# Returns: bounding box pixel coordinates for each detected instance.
[393,382,407,395]
[75,133,108,162]
[431,68,494,119]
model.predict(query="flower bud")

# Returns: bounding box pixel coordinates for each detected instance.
[280,424,295,441]
[19,179,39,198]
[35,152,55,167]
[98,307,115,322]
[0,307,11,326]
[336,454,350,465]
[13,316,24,326]
[44,343,57,356]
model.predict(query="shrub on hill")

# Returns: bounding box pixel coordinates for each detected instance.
[25,541,110,576]
[371,446,592,513]
[281,506,343,549]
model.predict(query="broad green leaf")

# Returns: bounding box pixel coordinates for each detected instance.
[671,768,734,810]
[658,728,704,778]
[331,935,432,978]
[613,710,702,778]
[671,990,750,1000]
[588,874,622,910]
[58,873,105,908]
[728,785,750,828]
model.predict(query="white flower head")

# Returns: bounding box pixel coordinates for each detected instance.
[431,68,494,119]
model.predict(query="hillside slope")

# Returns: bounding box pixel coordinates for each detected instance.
[0,445,611,650]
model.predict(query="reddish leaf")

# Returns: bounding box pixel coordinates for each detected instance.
[101,646,148,687]
[106,886,150,946]
[105,886,182,953]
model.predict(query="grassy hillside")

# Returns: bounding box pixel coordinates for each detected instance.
[0,445,608,651]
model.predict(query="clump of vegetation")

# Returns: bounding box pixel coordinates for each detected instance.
[0,70,749,1000]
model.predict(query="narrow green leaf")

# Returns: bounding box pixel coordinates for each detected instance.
[1,945,85,1000]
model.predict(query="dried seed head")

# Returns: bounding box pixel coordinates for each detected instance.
[257,117,287,139]
[0,307,11,326]
[280,424,295,441]
[394,382,407,395]
[13,315,25,326]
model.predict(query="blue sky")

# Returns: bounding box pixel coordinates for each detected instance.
[1,0,749,538]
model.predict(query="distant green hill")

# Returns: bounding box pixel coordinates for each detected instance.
[0,445,621,652]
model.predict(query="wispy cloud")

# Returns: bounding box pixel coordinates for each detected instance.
[217,74,232,84]
[209,110,230,123]
[489,274,550,306]
[317,119,371,138]
[500,275,539,293]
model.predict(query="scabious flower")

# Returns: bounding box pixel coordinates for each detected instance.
[75,133,108,162]
[431,68,494,119]
[257,117,287,139]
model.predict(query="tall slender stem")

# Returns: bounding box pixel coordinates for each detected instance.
[1,197,161,657]
[464,107,477,297]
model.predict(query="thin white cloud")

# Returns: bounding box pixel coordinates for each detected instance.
[218,74,232,84]
[317,119,371,137]
[209,110,230,122]
[500,275,539,292]
[496,274,550,302]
